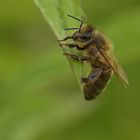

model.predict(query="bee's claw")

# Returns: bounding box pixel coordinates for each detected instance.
[59,43,62,47]
[63,52,70,56]
[59,43,68,47]
[57,40,64,47]
[57,39,63,42]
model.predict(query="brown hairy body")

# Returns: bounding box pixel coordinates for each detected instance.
[58,15,129,100]
[82,32,112,99]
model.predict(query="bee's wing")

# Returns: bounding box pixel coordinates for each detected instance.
[98,49,129,88]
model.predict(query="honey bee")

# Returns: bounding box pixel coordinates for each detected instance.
[58,15,129,100]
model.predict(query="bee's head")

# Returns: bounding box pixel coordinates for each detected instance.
[72,25,94,42]
[64,15,95,43]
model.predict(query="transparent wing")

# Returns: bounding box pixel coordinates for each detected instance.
[98,49,129,88]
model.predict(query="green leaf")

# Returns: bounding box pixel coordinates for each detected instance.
[34,0,85,38]
[34,0,86,89]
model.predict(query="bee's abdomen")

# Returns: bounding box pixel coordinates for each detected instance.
[83,68,112,100]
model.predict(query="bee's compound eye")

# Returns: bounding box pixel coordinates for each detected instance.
[79,32,92,41]
[73,30,92,42]
[80,36,90,40]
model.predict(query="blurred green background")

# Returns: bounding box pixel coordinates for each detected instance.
[0,0,140,140]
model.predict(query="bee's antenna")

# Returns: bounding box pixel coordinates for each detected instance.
[66,15,83,32]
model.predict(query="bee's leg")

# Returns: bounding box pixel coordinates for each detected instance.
[59,43,78,48]
[58,36,73,42]
[81,68,102,83]
[63,52,92,62]
[59,43,84,51]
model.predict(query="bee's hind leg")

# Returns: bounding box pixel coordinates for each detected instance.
[81,68,102,83]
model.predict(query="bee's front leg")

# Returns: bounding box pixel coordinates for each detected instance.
[59,43,78,48]
[58,36,73,42]
[63,52,92,62]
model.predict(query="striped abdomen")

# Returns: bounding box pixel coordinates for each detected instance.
[83,68,112,100]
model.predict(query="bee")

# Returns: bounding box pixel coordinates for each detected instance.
[58,15,129,100]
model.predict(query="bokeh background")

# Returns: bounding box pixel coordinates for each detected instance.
[0,0,140,140]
